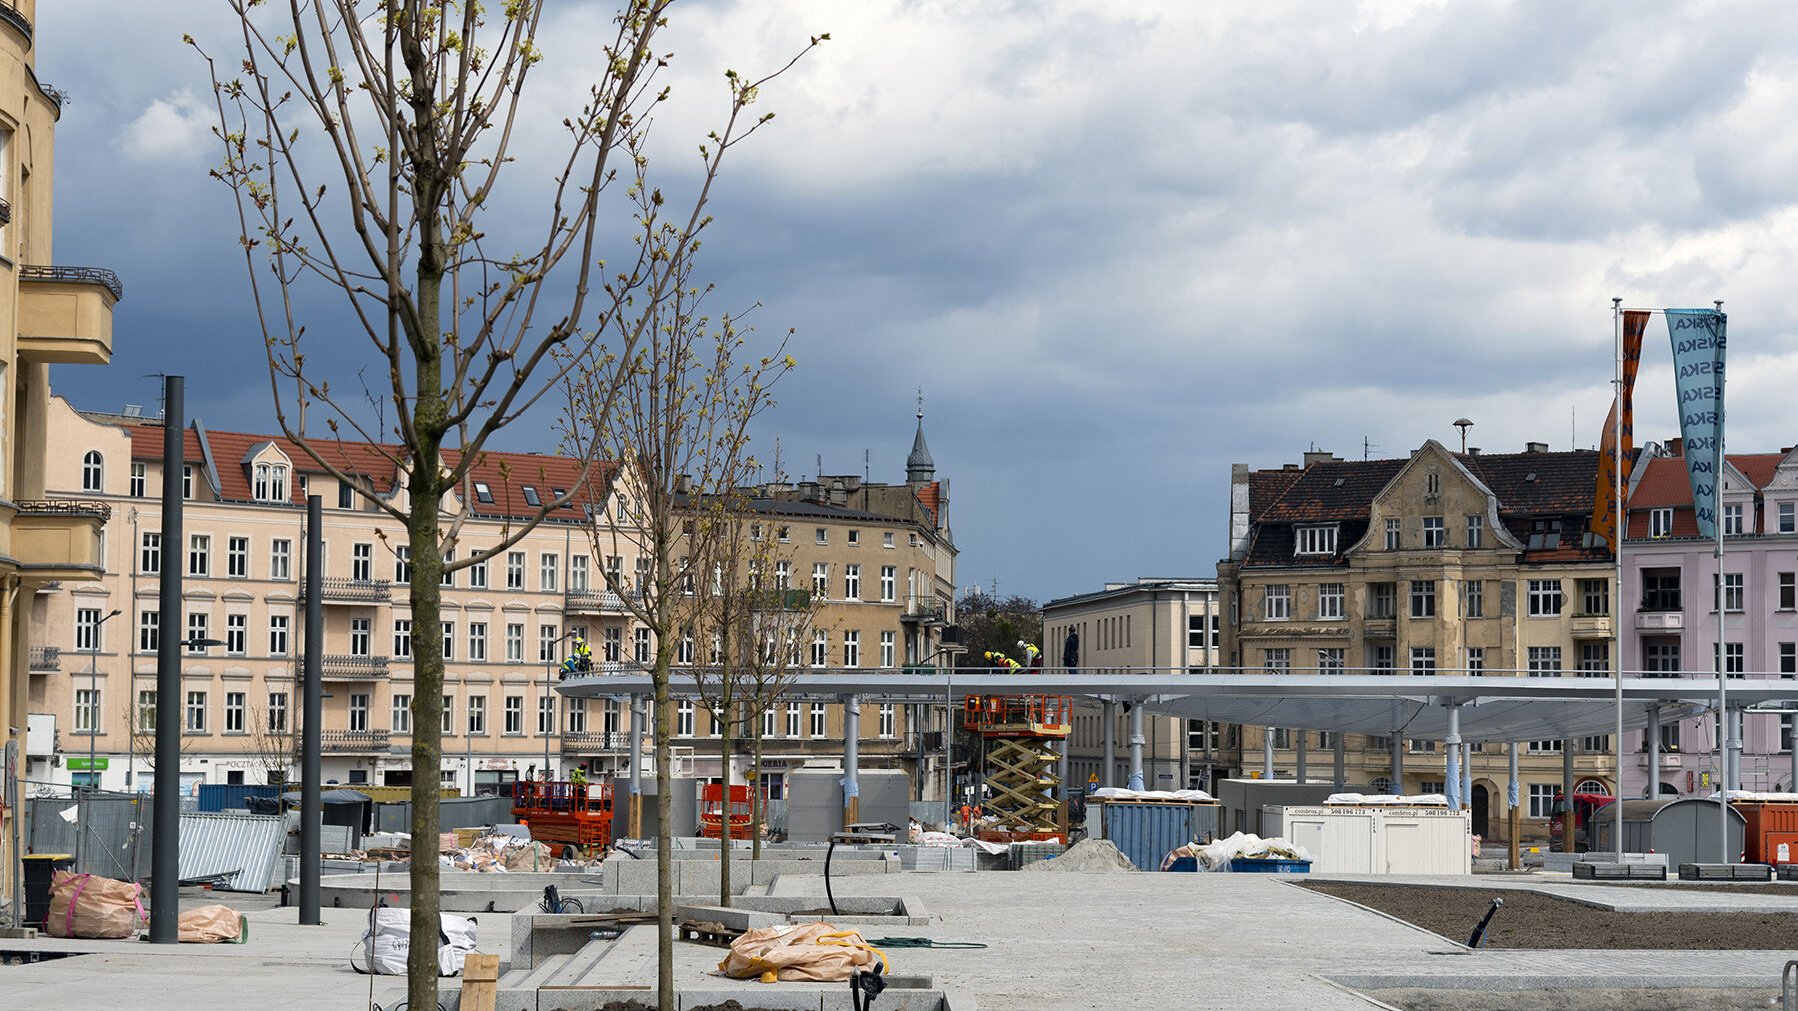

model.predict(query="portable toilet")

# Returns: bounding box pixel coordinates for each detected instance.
[1732,801,1798,864]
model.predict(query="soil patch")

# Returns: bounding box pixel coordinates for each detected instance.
[1362,987,1779,1011]
[1300,881,1798,949]
[1021,838,1136,872]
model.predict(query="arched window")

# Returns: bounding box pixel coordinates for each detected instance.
[81,451,103,492]
[253,464,269,501]
[1575,779,1610,795]
[271,465,288,501]
[1369,777,1394,795]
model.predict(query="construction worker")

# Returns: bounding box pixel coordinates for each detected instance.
[572,636,593,672]
[570,764,588,789]
[983,650,1022,673]
[1016,640,1043,669]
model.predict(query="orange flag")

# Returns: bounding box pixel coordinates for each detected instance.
[1591,310,1649,551]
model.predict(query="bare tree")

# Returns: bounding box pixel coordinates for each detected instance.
[247,704,295,787]
[685,490,755,905]
[567,274,791,1006]
[195,3,818,1006]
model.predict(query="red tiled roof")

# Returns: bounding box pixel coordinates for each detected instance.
[915,481,941,524]
[1255,459,1408,523]
[1629,453,1781,509]
[1247,468,1304,522]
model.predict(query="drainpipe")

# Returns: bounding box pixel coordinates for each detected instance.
[1444,702,1462,810]
[843,694,861,827]
[1128,701,1145,791]
[1102,699,1116,788]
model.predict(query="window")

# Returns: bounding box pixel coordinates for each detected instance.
[185,691,208,734]
[130,462,146,497]
[1421,517,1445,548]
[1264,585,1290,620]
[786,703,802,738]
[676,700,695,737]
[1409,647,1436,674]
[389,545,412,583]
[267,693,288,734]
[815,527,828,545]
[136,690,158,733]
[569,555,589,593]
[1580,578,1609,616]
[1465,514,1484,548]
[185,612,210,654]
[74,608,103,652]
[1650,507,1673,538]
[189,534,211,576]
[880,630,896,667]
[506,551,525,589]
[393,618,413,658]
[1643,568,1681,610]
[677,628,695,665]
[1527,646,1562,676]
[442,695,456,735]
[75,688,100,734]
[226,613,247,655]
[1717,572,1744,613]
[878,703,896,739]
[505,696,524,735]
[268,615,290,656]
[468,622,487,661]
[1409,580,1435,618]
[441,621,455,660]
[270,539,291,580]
[1461,580,1483,618]
[1783,502,1797,534]
[467,696,487,735]
[844,564,861,600]
[472,481,494,504]
[392,694,412,734]
[138,610,160,653]
[843,630,861,667]
[224,692,246,734]
[505,623,524,663]
[81,450,104,492]
[1263,648,1291,673]
[880,565,897,602]
[1783,642,1796,677]
[138,531,163,575]
[1724,503,1745,536]
[530,694,553,735]
[182,465,195,500]
[226,536,249,578]
[1579,642,1609,676]
[1716,641,1745,677]
[347,617,370,657]
[539,624,560,663]
[1369,583,1396,619]
[810,703,827,738]
[1782,573,1796,611]
[634,627,652,664]
[1318,583,1344,620]
[1526,518,1563,551]
[1312,647,1346,673]
[470,554,488,588]
[1466,647,1485,675]
[345,542,370,583]
[1527,579,1563,617]
[1188,615,1207,647]
[1644,639,1681,675]
[1295,525,1338,556]
[603,626,622,662]
[810,631,828,667]
[1384,518,1401,550]
[539,553,558,592]
[337,480,355,509]
[1528,784,1558,818]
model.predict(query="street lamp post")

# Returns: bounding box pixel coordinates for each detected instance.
[84,609,123,789]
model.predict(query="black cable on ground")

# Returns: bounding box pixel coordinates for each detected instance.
[825,838,839,916]
[864,936,988,949]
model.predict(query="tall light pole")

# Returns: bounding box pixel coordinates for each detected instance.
[84,609,122,788]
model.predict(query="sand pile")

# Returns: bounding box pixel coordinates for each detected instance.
[1022,838,1138,872]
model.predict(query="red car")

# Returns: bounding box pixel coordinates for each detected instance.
[1548,792,1615,849]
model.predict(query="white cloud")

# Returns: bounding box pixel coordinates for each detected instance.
[121,88,211,164]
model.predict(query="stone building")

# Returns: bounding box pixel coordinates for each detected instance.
[1217,440,1620,845]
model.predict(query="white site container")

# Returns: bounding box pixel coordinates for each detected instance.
[1278,806,1471,875]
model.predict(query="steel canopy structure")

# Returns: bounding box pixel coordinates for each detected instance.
[556,670,1768,741]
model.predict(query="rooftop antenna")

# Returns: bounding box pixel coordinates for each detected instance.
[816,453,823,482]
[144,373,169,419]
[864,448,870,483]
[1453,418,1473,454]
[1363,436,1379,461]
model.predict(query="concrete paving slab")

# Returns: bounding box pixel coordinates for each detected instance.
[1311,871,1798,912]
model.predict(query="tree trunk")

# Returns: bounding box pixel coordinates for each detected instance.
[751,708,764,860]
[404,453,447,1011]
[654,647,675,1011]
[717,637,733,907]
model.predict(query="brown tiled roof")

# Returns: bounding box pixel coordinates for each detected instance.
[1247,467,1304,522]
[1255,459,1408,523]
[1457,450,1599,514]
[916,481,941,524]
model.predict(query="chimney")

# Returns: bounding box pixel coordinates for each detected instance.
[1525,441,1548,454]
[673,474,693,495]
[1468,447,1481,456]
[1667,437,1685,457]
[1302,450,1338,468]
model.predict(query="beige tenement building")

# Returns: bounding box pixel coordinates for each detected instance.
[1216,441,1620,847]
[26,404,956,805]
[0,0,123,927]
[1041,578,1222,791]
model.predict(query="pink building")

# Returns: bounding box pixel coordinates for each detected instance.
[1621,441,1798,797]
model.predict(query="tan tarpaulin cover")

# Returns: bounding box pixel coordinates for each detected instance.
[179,904,243,943]
[716,921,885,983]
[44,872,143,939]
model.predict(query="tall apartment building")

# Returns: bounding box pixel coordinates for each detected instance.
[1041,577,1221,791]
[1622,441,1798,796]
[1216,440,1619,845]
[26,403,956,803]
[1,0,123,926]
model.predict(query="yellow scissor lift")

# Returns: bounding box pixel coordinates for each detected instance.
[963,694,1073,841]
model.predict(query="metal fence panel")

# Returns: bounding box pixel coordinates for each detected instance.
[178,812,286,892]
[26,791,155,882]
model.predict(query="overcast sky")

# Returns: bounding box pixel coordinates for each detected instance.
[36,1,1798,605]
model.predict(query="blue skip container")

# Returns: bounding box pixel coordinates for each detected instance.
[1229,857,1311,873]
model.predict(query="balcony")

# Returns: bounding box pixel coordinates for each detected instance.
[28,646,60,672]
[319,730,391,753]
[565,589,635,615]
[561,731,630,755]
[306,577,393,604]
[1571,615,1614,639]
[12,500,109,579]
[1636,611,1684,632]
[17,265,123,366]
[1637,752,1682,769]
[318,654,390,681]
[900,595,947,625]
[0,3,28,45]
[1362,617,1397,638]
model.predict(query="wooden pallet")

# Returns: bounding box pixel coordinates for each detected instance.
[675,920,736,948]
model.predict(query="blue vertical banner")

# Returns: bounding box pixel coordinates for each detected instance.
[1665,308,1727,539]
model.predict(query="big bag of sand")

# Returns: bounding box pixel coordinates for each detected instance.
[717,921,887,982]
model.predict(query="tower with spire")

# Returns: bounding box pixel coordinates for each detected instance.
[906,392,935,486]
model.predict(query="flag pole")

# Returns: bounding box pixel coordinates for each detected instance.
[1612,297,1625,860]
[1714,300,1730,862]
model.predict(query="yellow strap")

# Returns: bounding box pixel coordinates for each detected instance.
[816,933,890,974]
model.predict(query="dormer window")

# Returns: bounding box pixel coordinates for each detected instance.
[521,485,541,507]
[1527,518,1563,550]
[253,462,289,503]
[473,481,494,504]
[1294,525,1338,556]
